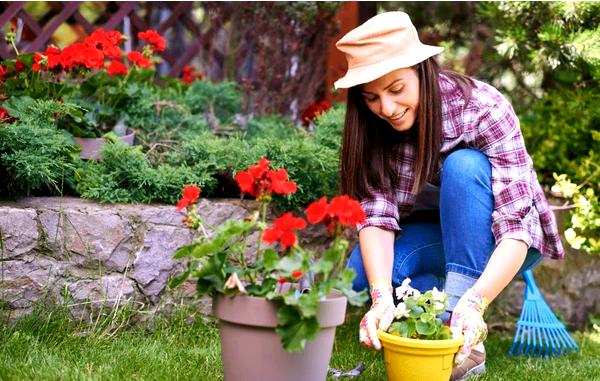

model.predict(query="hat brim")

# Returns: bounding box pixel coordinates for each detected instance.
[334,45,444,89]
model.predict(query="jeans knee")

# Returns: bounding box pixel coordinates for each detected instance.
[442,149,491,188]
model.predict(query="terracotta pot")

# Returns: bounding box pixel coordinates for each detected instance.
[74,128,135,160]
[213,290,347,381]
[377,330,464,381]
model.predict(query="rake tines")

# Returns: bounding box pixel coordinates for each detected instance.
[508,270,578,357]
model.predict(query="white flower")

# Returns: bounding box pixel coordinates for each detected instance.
[395,278,420,300]
[431,287,446,303]
[224,272,247,293]
[433,301,446,311]
[393,302,410,319]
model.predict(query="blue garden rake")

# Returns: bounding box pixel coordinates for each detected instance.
[508,269,578,357]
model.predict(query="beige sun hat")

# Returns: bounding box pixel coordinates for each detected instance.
[334,11,444,89]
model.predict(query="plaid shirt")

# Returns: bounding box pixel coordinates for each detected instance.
[357,73,564,260]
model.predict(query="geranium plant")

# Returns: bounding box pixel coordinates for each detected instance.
[0,27,167,137]
[387,278,452,340]
[170,157,368,352]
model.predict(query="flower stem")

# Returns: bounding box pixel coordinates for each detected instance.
[11,42,19,55]
[334,225,344,278]
[255,200,268,264]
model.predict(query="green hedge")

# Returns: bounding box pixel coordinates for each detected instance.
[74,107,343,210]
[0,99,80,197]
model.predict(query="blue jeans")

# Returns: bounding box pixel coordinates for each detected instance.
[347,149,542,312]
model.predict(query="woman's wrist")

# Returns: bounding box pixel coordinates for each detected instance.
[369,278,393,304]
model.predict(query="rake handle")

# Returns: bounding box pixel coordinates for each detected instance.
[522,269,537,287]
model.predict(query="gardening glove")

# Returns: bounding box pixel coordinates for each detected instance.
[359,280,395,350]
[450,288,489,366]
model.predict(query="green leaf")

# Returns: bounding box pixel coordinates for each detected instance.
[245,278,277,297]
[408,304,424,319]
[388,322,405,336]
[312,257,333,275]
[416,319,436,336]
[294,292,320,318]
[168,267,191,289]
[173,243,198,259]
[340,288,368,307]
[275,253,304,274]
[3,96,36,120]
[195,251,227,295]
[263,248,279,271]
[435,325,452,340]
[276,305,320,352]
[338,268,356,284]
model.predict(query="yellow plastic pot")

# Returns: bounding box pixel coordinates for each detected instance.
[377,330,464,381]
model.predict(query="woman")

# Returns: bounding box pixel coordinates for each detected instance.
[334,12,564,380]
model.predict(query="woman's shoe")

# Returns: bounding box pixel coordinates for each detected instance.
[450,347,486,380]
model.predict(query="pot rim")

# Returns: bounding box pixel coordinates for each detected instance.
[377,329,464,348]
[214,289,347,328]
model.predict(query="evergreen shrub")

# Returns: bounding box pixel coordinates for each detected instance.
[0,99,80,196]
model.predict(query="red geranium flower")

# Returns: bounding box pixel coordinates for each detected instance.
[181,65,203,85]
[262,212,307,249]
[300,99,331,126]
[291,271,304,279]
[14,60,25,73]
[177,184,201,211]
[61,42,105,70]
[268,168,297,195]
[32,53,44,72]
[127,51,153,68]
[0,107,13,123]
[235,158,297,199]
[305,195,366,235]
[328,195,366,227]
[85,29,124,60]
[305,196,328,224]
[138,29,167,53]
[107,60,128,76]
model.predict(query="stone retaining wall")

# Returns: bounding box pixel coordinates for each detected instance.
[0,197,598,328]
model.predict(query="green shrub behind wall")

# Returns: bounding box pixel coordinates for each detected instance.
[0,99,80,197]
[75,141,216,204]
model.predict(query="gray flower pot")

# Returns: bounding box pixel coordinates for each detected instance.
[74,128,135,160]
[213,290,347,381]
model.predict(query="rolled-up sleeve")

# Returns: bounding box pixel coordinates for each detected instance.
[356,190,401,233]
[475,98,535,247]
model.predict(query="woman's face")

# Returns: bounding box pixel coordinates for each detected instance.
[360,67,420,132]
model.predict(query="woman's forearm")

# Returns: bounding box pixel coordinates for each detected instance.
[358,226,396,284]
[472,238,528,303]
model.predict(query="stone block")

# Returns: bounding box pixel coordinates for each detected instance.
[132,225,194,303]
[0,256,65,309]
[60,210,133,272]
[0,207,39,258]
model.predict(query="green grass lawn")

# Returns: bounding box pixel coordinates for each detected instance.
[1,305,598,381]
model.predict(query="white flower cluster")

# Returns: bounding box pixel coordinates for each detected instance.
[392,278,448,319]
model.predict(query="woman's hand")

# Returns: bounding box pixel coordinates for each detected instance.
[450,288,489,365]
[359,280,395,350]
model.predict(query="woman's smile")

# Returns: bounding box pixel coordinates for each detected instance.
[389,108,409,125]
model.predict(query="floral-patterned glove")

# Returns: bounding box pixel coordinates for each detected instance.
[359,280,395,350]
[450,288,489,365]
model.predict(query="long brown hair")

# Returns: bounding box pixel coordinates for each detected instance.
[340,57,472,199]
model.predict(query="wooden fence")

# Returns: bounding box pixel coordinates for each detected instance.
[0,1,222,77]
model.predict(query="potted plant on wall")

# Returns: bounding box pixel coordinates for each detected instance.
[377,279,464,381]
[169,157,368,381]
[1,28,167,159]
